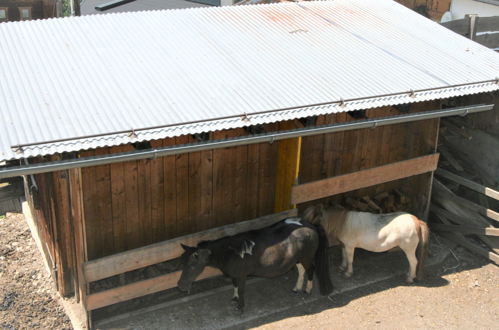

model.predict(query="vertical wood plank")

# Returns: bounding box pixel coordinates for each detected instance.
[213,130,237,227]
[93,148,114,257]
[124,157,140,251]
[51,167,75,296]
[80,149,100,260]
[137,156,152,245]
[69,168,91,328]
[175,135,190,237]
[246,143,260,219]
[257,123,279,216]
[198,141,214,231]
[163,138,177,240]
[233,129,249,221]
[150,140,166,242]
[109,145,131,253]
[188,138,203,232]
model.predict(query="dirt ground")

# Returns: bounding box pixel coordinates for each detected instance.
[246,252,498,330]
[0,212,497,330]
[0,213,72,330]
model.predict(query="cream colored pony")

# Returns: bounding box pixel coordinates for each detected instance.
[303,205,429,283]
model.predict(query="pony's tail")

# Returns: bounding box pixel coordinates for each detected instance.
[416,219,430,281]
[313,224,334,295]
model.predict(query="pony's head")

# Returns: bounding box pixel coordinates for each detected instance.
[302,204,325,225]
[177,243,212,293]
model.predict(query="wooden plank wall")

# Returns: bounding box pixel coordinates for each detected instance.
[80,125,279,260]
[299,102,440,217]
[25,165,78,297]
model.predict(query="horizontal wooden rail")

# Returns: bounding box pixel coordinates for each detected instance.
[292,154,439,205]
[84,209,297,283]
[431,223,499,237]
[435,168,499,201]
[86,267,222,310]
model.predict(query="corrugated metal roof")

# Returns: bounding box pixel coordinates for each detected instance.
[0,0,498,161]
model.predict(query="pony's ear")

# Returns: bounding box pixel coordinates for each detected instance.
[302,206,314,222]
[316,204,326,216]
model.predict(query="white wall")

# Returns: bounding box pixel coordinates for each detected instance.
[450,0,499,19]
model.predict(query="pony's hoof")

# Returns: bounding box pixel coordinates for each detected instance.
[292,288,300,294]
[231,296,239,302]
[405,278,414,284]
[343,272,352,278]
[339,265,346,272]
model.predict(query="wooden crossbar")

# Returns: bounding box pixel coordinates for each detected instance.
[87,267,221,311]
[84,209,296,282]
[435,168,499,201]
[291,154,439,204]
[83,209,297,310]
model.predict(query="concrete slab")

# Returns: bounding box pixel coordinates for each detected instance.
[95,237,450,330]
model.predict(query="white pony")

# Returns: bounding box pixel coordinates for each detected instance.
[303,205,429,283]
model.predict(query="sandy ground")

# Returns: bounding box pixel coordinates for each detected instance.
[0,213,72,330]
[0,212,497,330]
[245,254,498,330]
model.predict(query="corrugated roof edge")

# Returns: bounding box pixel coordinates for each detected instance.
[5,81,498,162]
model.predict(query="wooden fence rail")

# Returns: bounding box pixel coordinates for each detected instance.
[435,168,499,201]
[83,209,297,310]
[291,154,439,205]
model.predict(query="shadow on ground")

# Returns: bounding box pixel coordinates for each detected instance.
[94,234,489,330]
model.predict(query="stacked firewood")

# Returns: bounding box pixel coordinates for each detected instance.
[335,189,412,214]
[430,116,499,265]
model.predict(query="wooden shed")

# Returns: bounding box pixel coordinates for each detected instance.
[0,0,498,327]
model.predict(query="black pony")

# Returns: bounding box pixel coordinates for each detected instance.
[177,216,333,312]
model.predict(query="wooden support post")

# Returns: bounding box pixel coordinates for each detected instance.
[69,168,91,329]
[274,121,302,212]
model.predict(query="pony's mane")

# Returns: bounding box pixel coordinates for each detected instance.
[323,208,349,239]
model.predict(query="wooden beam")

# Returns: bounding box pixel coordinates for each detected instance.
[435,168,499,201]
[84,209,297,283]
[86,267,222,311]
[291,154,439,205]
[68,168,91,328]
[430,223,499,237]
[274,121,302,212]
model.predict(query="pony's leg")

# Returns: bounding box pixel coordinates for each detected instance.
[402,248,418,284]
[235,277,247,312]
[305,265,315,294]
[293,263,306,293]
[343,245,355,278]
[339,245,347,271]
[231,278,239,302]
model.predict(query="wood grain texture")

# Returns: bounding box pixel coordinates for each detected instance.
[292,154,440,205]
[86,267,222,311]
[274,121,301,212]
[84,209,297,282]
